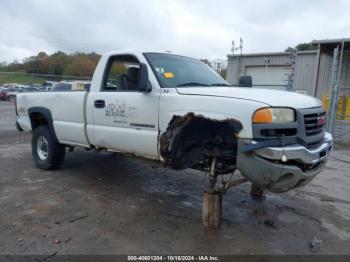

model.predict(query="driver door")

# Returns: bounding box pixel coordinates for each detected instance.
[89,55,160,159]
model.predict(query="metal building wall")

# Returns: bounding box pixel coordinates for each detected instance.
[226,53,292,85]
[226,57,239,84]
[315,52,333,98]
[226,51,319,94]
[340,51,350,95]
[293,51,318,94]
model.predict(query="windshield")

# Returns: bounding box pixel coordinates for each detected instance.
[144,53,230,88]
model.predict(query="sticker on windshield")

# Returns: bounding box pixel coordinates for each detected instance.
[163,72,174,78]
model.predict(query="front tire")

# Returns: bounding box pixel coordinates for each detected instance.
[32,126,65,170]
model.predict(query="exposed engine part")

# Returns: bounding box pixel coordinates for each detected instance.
[160,113,243,174]
[220,177,248,193]
[208,157,218,190]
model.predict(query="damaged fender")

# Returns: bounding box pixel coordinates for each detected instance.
[159,112,243,173]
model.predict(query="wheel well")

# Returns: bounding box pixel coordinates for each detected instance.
[30,112,48,129]
[160,113,243,173]
[28,107,58,143]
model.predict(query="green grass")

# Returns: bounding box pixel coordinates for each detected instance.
[0,72,45,85]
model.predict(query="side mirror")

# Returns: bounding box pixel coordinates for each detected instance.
[239,75,253,88]
[138,63,151,92]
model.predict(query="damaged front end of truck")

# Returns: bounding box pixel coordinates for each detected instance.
[159,107,333,193]
[159,112,243,174]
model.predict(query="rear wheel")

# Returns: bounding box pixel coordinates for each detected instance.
[32,126,65,170]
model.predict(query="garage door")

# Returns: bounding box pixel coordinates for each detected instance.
[246,65,291,88]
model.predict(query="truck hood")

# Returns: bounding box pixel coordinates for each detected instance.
[176,87,321,109]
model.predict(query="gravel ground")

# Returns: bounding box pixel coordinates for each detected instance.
[0,101,350,255]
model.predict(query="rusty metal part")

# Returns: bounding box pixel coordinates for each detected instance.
[220,177,248,193]
[208,157,218,191]
[250,183,265,198]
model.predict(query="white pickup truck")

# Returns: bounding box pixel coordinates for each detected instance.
[16,50,333,193]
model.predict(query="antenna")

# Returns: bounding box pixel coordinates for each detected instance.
[239,37,243,56]
[231,38,243,55]
[231,41,235,55]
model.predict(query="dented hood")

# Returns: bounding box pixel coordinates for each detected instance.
[176,87,321,109]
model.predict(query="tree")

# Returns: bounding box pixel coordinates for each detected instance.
[219,68,227,79]
[200,59,212,67]
[63,56,96,77]
[285,47,295,52]
[37,51,49,60]
[48,51,69,75]
[0,51,102,78]
[285,42,317,52]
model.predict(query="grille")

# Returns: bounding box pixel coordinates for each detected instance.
[304,112,325,136]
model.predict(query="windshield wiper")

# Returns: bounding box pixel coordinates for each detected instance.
[209,83,232,87]
[177,82,209,87]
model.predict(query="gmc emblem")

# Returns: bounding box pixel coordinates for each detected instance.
[317,115,326,127]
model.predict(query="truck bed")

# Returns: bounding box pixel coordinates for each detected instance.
[16,91,90,147]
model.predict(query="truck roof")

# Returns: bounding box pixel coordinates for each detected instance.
[102,49,188,58]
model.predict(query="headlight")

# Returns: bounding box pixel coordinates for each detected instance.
[252,107,296,124]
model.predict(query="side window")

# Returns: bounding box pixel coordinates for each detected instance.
[102,55,140,91]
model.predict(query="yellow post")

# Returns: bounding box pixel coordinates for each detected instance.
[322,95,329,111]
[337,96,346,120]
[345,96,350,121]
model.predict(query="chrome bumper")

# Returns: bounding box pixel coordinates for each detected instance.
[255,132,333,165]
[236,132,333,193]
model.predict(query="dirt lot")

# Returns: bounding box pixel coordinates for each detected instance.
[1,101,350,255]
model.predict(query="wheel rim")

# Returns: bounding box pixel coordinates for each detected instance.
[37,136,49,160]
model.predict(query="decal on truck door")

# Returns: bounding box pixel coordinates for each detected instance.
[105,101,137,118]
[105,100,155,129]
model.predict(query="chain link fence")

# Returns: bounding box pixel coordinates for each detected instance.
[327,87,350,145]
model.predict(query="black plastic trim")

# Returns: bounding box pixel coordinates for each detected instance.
[252,107,325,149]
[28,107,59,143]
[241,137,299,153]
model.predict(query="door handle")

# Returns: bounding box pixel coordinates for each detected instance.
[94,100,105,108]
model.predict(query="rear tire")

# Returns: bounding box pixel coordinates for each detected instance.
[32,126,65,170]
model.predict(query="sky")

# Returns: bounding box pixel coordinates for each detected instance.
[0,0,349,63]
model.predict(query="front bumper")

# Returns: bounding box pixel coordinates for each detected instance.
[236,132,333,193]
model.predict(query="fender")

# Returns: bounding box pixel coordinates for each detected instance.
[28,107,59,143]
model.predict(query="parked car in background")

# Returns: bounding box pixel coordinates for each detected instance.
[1,87,22,101]
[70,81,91,91]
[22,87,38,93]
[0,88,7,101]
[50,81,91,92]
[51,82,72,92]
[36,86,47,92]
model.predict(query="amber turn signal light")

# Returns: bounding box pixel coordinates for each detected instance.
[252,108,273,123]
